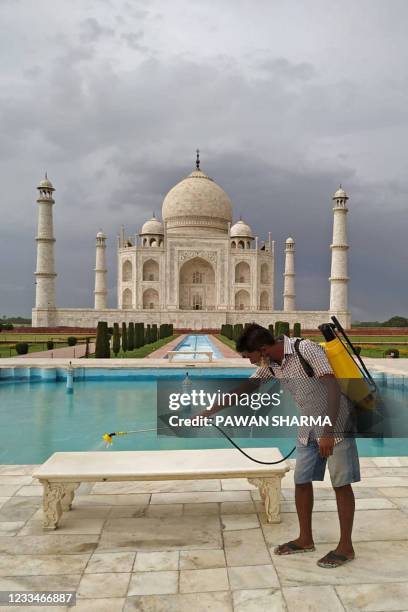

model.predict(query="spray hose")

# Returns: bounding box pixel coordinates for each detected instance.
[102,422,296,465]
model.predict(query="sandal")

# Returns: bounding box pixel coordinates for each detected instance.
[274,541,315,555]
[317,550,355,568]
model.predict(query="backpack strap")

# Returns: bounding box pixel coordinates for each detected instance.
[294,339,315,378]
[268,338,315,378]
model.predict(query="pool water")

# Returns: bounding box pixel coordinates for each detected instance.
[0,370,407,463]
[169,334,223,360]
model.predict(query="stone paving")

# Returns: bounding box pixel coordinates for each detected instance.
[0,458,408,611]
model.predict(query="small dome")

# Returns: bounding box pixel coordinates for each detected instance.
[38,174,54,190]
[230,218,253,238]
[96,231,106,239]
[140,214,164,235]
[286,236,294,243]
[333,186,348,199]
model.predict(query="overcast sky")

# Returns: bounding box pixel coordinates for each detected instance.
[1,0,407,320]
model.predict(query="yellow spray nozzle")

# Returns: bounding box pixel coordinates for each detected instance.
[102,433,113,444]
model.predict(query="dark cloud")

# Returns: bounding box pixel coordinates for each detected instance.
[0,0,407,320]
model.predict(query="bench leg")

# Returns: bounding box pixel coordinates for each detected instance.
[61,482,80,511]
[42,482,79,529]
[42,481,66,529]
[248,476,282,523]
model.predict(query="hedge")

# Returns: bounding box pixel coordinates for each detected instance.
[112,323,120,356]
[127,322,135,351]
[121,322,128,353]
[15,342,28,355]
[95,322,110,358]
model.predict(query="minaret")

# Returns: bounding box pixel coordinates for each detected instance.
[94,231,107,309]
[35,174,57,309]
[329,186,349,312]
[283,237,295,311]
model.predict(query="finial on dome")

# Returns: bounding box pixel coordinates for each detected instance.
[196,149,200,170]
[45,171,48,179]
[152,211,156,218]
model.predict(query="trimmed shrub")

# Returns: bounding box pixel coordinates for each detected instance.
[112,323,120,356]
[95,322,110,358]
[145,324,151,344]
[46,340,54,350]
[67,337,77,346]
[151,324,158,342]
[221,324,233,340]
[136,322,145,347]
[121,323,127,353]
[275,321,290,337]
[293,322,301,338]
[127,322,135,351]
[233,323,244,342]
[15,342,28,355]
[384,348,400,358]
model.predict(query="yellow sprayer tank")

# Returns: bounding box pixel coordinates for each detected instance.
[319,330,375,410]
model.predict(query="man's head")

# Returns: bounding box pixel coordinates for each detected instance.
[236,324,277,365]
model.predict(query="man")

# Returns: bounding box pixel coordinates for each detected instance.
[202,324,359,568]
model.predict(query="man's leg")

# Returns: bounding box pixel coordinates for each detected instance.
[274,482,315,553]
[275,439,325,555]
[295,482,315,546]
[333,483,355,557]
[318,437,360,567]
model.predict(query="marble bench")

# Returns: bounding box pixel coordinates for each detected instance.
[167,350,213,362]
[33,448,289,529]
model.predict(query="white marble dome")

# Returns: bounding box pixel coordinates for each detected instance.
[333,186,348,199]
[38,176,54,189]
[230,218,253,238]
[162,169,233,235]
[140,214,164,235]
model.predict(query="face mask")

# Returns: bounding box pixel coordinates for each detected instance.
[258,349,269,368]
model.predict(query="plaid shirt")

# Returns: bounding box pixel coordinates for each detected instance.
[250,336,353,445]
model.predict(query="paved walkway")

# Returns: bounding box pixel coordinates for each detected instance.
[0,458,407,610]
[147,335,187,359]
[16,343,95,359]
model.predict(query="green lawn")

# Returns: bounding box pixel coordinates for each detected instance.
[0,342,70,358]
[214,334,237,352]
[0,333,95,342]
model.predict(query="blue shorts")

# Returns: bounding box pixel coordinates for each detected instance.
[294,436,361,488]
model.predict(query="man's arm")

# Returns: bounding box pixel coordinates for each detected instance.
[196,377,262,418]
[318,373,341,458]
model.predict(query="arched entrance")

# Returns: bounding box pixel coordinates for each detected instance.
[179,256,216,310]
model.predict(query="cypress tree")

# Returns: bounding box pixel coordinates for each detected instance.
[293,322,301,338]
[121,322,128,353]
[145,324,151,344]
[139,323,145,346]
[112,323,120,356]
[151,324,158,342]
[95,321,110,358]
[128,322,135,351]
[233,323,244,342]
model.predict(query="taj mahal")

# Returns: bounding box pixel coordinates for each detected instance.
[32,152,351,329]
